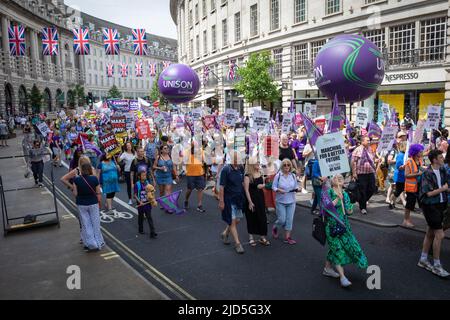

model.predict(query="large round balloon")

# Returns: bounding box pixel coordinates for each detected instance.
[313,34,385,102]
[158,64,200,103]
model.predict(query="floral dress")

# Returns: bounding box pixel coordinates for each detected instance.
[325,189,368,268]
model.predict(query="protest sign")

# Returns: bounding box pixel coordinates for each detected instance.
[192,108,203,121]
[315,118,326,133]
[234,127,246,156]
[304,103,317,119]
[224,109,238,127]
[355,107,369,128]
[47,111,58,120]
[248,107,262,128]
[281,113,293,134]
[129,100,140,112]
[376,126,398,153]
[108,99,130,113]
[99,133,121,158]
[316,133,350,176]
[295,114,303,126]
[252,110,270,132]
[125,113,135,130]
[425,105,441,130]
[111,115,127,138]
[37,122,50,137]
[154,113,166,128]
[203,115,216,130]
[136,119,151,139]
[413,120,425,144]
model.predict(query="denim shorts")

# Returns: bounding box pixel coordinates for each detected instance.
[231,204,244,220]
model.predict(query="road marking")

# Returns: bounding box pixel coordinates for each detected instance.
[43,173,196,301]
[104,255,120,260]
[101,251,118,257]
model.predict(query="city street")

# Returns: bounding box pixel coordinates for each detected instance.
[40,157,450,299]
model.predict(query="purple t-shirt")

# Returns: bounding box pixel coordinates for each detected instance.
[290,138,306,161]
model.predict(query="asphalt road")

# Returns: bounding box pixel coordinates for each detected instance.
[43,162,450,300]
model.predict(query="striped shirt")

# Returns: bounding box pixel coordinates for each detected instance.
[352,145,376,175]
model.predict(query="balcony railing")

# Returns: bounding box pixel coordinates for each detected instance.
[293,45,447,77]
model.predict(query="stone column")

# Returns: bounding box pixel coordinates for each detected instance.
[0,83,5,117]
[281,44,292,114]
[2,16,11,72]
[218,62,225,114]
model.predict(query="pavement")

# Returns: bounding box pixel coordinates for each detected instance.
[0,133,168,300]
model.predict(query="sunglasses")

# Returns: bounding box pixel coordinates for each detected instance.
[283,164,291,167]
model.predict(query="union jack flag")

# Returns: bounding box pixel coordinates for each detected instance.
[103,28,120,55]
[8,25,26,56]
[203,65,210,85]
[120,63,128,78]
[106,63,114,77]
[227,60,237,80]
[162,61,171,70]
[149,62,157,77]
[72,28,90,55]
[135,62,143,77]
[132,29,148,56]
[42,27,59,56]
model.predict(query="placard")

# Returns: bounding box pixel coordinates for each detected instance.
[192,108,203,121]
[248,106,261,128]
[316,133,350,177]
[203,115,216,130]
[376,126,398,153]
[355,107,369,128]
[125,113,135,130]
[304,103,317,119]
[99,133,121,158]
[425,105,441,130]
[413,119,425,144]
[281,113,293,134]
[252,110,270,132]
[37,122,50,137]
[109,99,130,113]
[314,118,326,133]
[154,113,166,128]
[129,100,140,111]
[224,109,238,127]
[47,111,58,120]
[111,115,127,138]
[136,119,151,139]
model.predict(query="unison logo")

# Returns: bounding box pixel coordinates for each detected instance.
[162,80,194,90]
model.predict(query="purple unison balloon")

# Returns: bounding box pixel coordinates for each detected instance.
[313,34,385,103]
[158,64,200,103]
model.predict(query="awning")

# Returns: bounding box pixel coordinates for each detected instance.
[191,93,217,102]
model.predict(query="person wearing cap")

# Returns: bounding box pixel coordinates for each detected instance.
[403,144,426,227]
[397,131,407,143]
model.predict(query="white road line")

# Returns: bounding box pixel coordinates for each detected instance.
[101,251,117,257]
[104,255,120,260]
[61,160,138,215]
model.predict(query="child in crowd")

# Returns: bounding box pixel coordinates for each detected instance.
[134,171,157,238]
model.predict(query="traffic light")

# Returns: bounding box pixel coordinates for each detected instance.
[87,92,93,106]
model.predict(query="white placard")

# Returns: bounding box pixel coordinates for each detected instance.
[304,103,317,119]
[381,103,390,119]
[377,126,398,153]
[355,107,369,128]
[37,122,50,137]
[425,105,441,130]
[252,110,270,132]
[224,109,238,127]
[413,120,425,144]
[192,108,203,121]
[248,106,262,128]
[46,111,58,120]
[281,113,293,134]
[154,113,166,128]
[125,112,135,130]
[316,133,350,177]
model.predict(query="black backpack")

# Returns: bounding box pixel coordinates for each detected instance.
[345,181,360,204]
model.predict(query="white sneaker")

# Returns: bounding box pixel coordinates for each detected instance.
[323,268,340,278]
[417,259,433,271]
[173,180,177,185]
[301,189,308,194]
[361,209,367,215]
[432,265,450,278]
[340,276,352,287]
[128,199,133,205]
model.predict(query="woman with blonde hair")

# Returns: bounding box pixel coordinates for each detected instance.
[244,160,270,247]
[323,174,368,287]
[272,158,299,244]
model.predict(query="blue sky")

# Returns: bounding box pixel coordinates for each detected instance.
[64,0,178,39]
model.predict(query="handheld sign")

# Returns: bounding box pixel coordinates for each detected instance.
[281,113,293,134]
[111,115,127,138]
[376,126,398,153]
[252,110,270,132]
[355,107,369,128]
[316,132,350,177]
[425,105,441,130]
[99,133,121,158]
[37,122,51,137]
[224,109,238,127]
[136,119,151,139]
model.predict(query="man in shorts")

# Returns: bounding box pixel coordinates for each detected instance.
[418,149,449,278]
[184,139,206,213]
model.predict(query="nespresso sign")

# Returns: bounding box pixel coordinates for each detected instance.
[384,72,419,82]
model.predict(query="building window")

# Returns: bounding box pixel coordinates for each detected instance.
[202,0,207,17]
[203,30,208,54]
[212,25,217,51]
[94,60,97,70]
[311,40,326,63]
[235,12,241,43]
[365,0,382,4]
[88,59,91,69]
[363,29,385,51]
[270,0,280,31]
[294,0,306,24]
[250,4,258,37]
[272,48,282,79]
[195,4,199,23]
[389,23,415,66]
[211,0,216,11]
[196,35,200,58]
[293,43,308,76]
[420,17,447,62]
[222,19,228,47]
[89,74,92,84]
[326,0,340,15]
[190,38,194,60]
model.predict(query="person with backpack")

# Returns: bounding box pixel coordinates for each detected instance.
[272,158,300,245]
[389,141,407,209]
[417,149,449,278]
[134,171,157,238]
[404,144,425,228]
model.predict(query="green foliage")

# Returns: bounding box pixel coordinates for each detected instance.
[75,84,85,105]
[107,85,122,99]
[30,85,42,113]
[235,51,281,106]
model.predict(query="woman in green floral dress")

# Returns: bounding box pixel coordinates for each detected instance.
[324,174,368,287]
